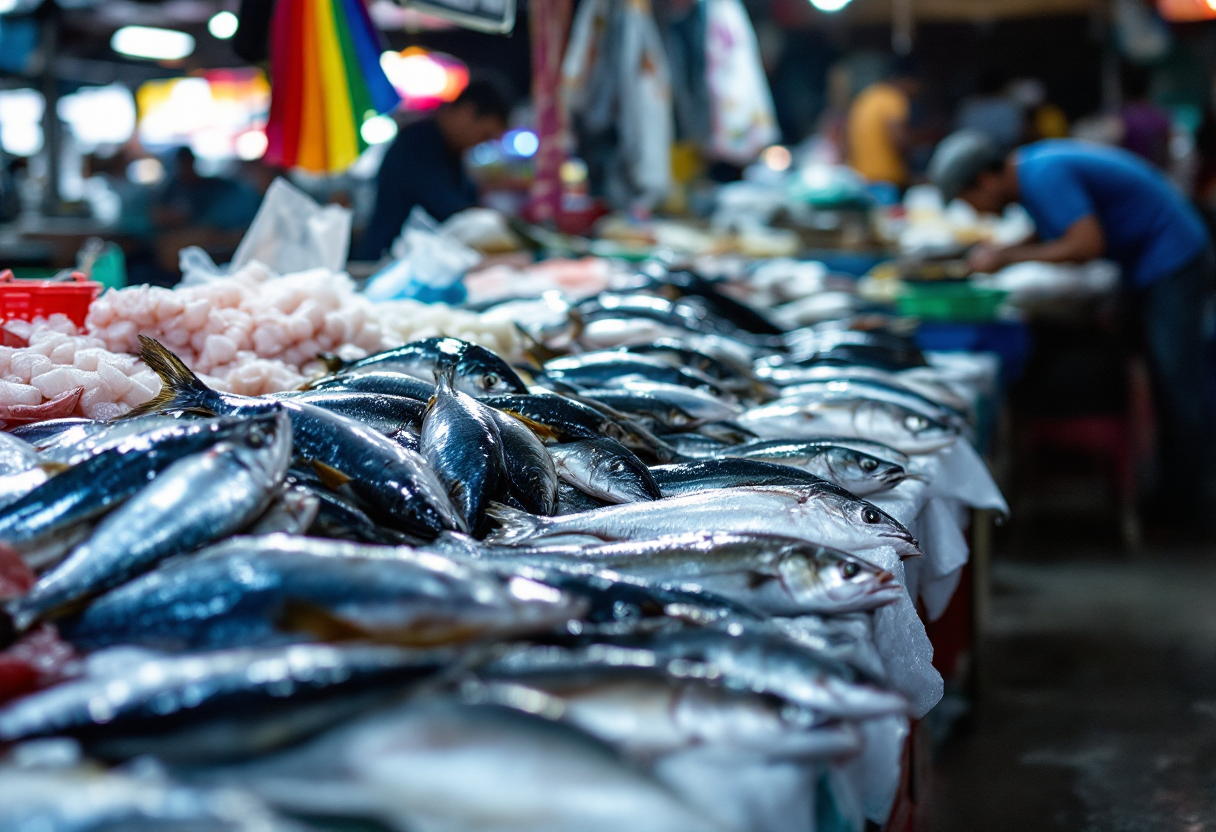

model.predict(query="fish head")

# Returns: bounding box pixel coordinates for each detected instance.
[808,486,921,559]
[589,442,661,502]
[230,409,293,489]
[456,346,530,397]
[823,448,908,494]
[777,545,904,613]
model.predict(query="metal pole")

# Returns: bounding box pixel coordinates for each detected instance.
[39,0,62,217]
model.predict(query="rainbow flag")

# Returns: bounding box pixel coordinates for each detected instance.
[265,0,400,173]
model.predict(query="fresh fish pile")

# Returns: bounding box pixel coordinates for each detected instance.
[0,263,999,832]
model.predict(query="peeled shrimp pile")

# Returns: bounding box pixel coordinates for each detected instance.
[0,316,163,423]
[85,265,521,397]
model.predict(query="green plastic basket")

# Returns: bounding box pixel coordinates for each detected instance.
[895,282,1008,322]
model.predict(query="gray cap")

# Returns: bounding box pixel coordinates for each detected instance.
[927,130,1002,201]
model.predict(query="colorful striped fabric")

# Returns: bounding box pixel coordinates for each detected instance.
[265,0,400,173]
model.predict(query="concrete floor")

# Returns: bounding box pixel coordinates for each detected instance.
[932,526,1216,831]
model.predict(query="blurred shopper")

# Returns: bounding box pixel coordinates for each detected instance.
[355,80,510,261]
[1119,64,1172,170]
[956,68,1024,151]
[152,147,261,232]
[929,131,1215,517]
[845,59,919,188]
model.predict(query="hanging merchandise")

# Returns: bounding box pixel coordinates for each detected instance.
[529,0,573,225]
[703,0,779,166]
[562,0,673,213]
[1113,0,1171,63]
[658,0,712,145]
[264,0,401,174]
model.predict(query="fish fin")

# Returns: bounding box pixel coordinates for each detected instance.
[310,460,353,490]
[500,410,560,442]
[513,323,564,364]
[484,501,546,543]
[316,352,349,374]
[432,362,457,392]
[567,308,586,344]
[278,599,486,647]
[746,571,778,589]
[36,461,70,476]
[128,336,216,417]
[277,599,370,642]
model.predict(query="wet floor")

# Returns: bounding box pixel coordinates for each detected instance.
[932,525,1216,831]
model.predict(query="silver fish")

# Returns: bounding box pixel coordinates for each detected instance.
[206,699,732,832]
[473,531,902,615]
[0,765,304,832]
[720,440,909,496]
[492,673,862,761]
[491,410,558,516]
[737,397,958,454]
[0,643,452,762]
[420,364,508,535]
[487,484,920,560]
[245,484,321,536]
[0,431,39,475]
[63,534,584,652]
[547,438,661,504]
[11,411,292,629]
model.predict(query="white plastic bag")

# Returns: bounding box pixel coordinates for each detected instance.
[704,0,779,164]
[364,207,481,304]
[231,177,352,276]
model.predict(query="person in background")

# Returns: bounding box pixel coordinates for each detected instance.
[151,147,262,232]
[355,79,511,261]
[1119,63,1172,170]
[928,131,1215,520]
[845,58,919,188]
[956,67,1024,151]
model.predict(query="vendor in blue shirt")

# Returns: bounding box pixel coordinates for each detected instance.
[929,132,1215,517]
[354,80,510,261]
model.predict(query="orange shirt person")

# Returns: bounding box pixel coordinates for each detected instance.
[846,62,920,187]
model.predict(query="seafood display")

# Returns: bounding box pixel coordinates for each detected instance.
[0,260,1006,832]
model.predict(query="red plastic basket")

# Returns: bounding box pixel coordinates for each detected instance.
[0,270,103,329]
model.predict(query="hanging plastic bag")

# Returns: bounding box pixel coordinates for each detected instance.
[364,207,481,304]
[230,177,352,276]
[704,0,779,164]
[616,0,674,212]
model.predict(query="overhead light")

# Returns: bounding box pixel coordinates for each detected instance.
[127,157,165,185]
[360,114,398,145]
[504,129,539,158]
[111,26,195,61]
[235,129,268,160]
[808,0,852,11]
[0,89,44,156]
[208,11,239,39]
[761,145,792,172]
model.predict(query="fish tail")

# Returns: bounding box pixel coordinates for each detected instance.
[484,501,546,543]
[128,336,219,417]
[316,352,349,374]
[432,361,457,392]
[513,323,563,365]
[620,420,678,464]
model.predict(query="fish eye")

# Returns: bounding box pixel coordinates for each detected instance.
[840,561,860,579]
[904,414,928,431]
[482,372,501,390]
[248,430,266,447]
[860,458,878,472]
[862,508,881,524]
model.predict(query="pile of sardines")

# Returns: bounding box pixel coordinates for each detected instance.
[0,270,975,832]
